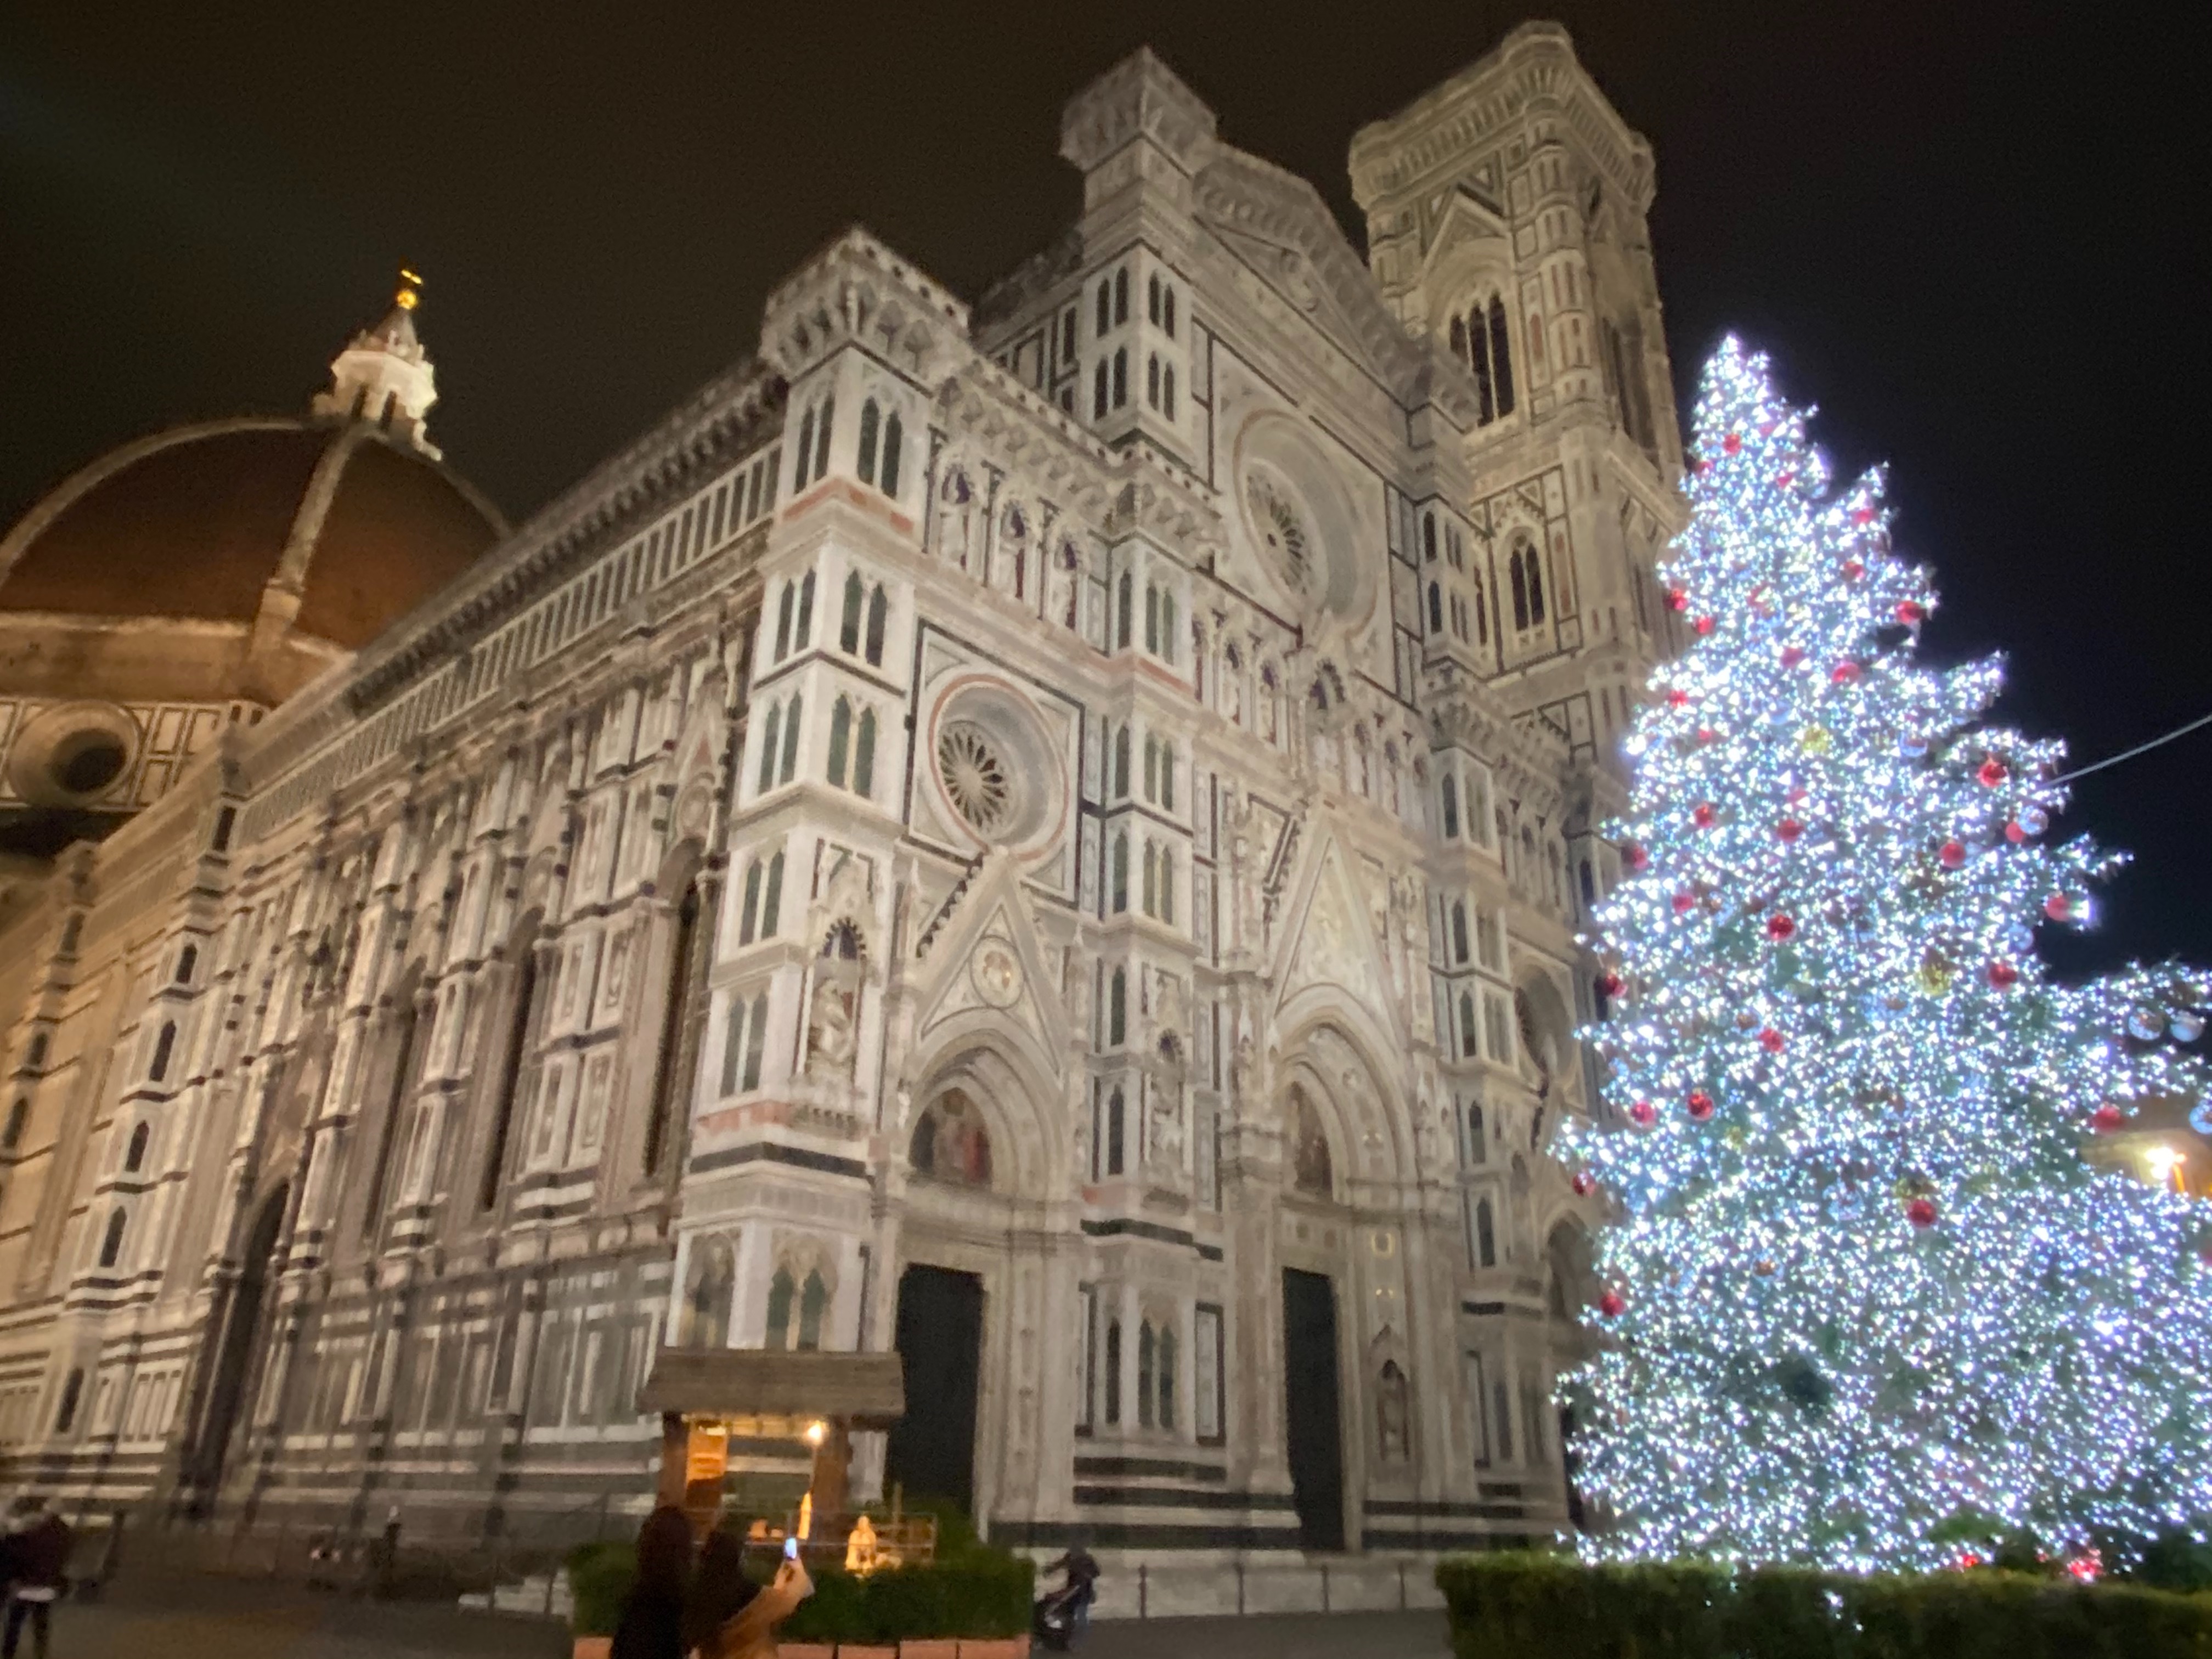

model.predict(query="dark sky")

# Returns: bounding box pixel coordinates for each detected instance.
[3,4,2207,975]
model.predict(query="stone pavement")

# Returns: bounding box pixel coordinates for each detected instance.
[55,1569,1450,1657]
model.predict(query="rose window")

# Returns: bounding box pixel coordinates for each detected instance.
[937,720,1012,833]
[1246,472,1312,595]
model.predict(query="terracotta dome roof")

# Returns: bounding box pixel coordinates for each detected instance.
[0,417,503,649]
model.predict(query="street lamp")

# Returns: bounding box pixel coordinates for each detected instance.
[2146,1143,2187,1194]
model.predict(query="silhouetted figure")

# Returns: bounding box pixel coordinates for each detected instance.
[611,1506,693,1659]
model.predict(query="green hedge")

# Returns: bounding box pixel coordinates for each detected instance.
[566,1540,635,1637]
[781,1556,1035,1644]
[1436,1550,2212,1659]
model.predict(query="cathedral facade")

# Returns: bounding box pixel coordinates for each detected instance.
[0,24,1684,1558]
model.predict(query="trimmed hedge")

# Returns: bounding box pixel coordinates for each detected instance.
[562,1539,1033,1643]
[781,1555,1035,1645]
[1436,1550,2212,1659]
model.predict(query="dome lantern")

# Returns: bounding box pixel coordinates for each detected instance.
[311,269,440,458]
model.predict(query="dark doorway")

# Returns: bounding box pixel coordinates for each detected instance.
[192,1183,287,1505]
[884,1263,984,1515]
[1282,1267,1345,1551]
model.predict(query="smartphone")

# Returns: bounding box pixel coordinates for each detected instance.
[783,1534,800,1561]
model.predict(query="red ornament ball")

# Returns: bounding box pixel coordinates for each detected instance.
[1666,688,1691,708]
[2091,1104,2126,1135]
[1897,601,1926,625]
[1667,588,1690,613]
[1842,560,1865,580]
[2045,894,2073,923]
[1673,891,1697,915]
[1571,1170,1598,1197]
[1629,1100,1658,1128]
[1624,842,1650,872]
[1777,818,1804,843]
[1598,1289,1627,1319]
[1694,615,1717,636]
[1758,1027,1786,1054]
[1906,1197,1939,1229]
[1853,506,1876,526]
[1686,1090,1717,1122]
[1988,960,2019,989]
[1777,470,1796,487]
[1780,644,1807,668]
[1978,757,2008,788]
[1723,431,1743,455]
[1692,802,1717,828]
[1600,971,1627,1000]
[1831,661,1862,685]
[2006,820,2029,844]
[1939,840,1967,870]
[1766,912,1798,942]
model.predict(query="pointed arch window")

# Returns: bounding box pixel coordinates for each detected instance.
[740,860,764,945]
[1423,514,1438,563]
[1107,1086,1126,1175]
[761,850,784,939]
[1108,969,1127,1047]
[880,412,902,496]
[795,571,816,648]
[1163,287,1176,338]
[1476,1196,1497,1268]
[856,400,881,486]
[720,990,769,1094]
[840,572,864,653]
[176,943,198,984]
[1142,840,1157,918]
[1148,273,1162,325]
[1116,573,1134,650]
[1093,360,1109,420]
[148,1021,177,1084]
[1158,1325,1177,1431]
[125,1121,149,1173]
[813,397,833,480]
[757,706,781,794]
[1113,348,1127,408]
[1096,278,1111,338]
[1441,774,1460,839]
[797,1269,829,1351]
[1147,353,1161,409]
[1110,833,1130,915]
[853,710,877,799]
[765,1268,795,1350]
[1112,725,1131,799]
[1428,582,1444,635]
[774,583,795,661]
[1104,1319,1123,1424]
[864,584,888,666]
[99,1205,127,1269]
[1460,992,1479,1060]
[827,697,853,788]
[1162,364,1176,420]
[793,408,816,493]
[1452,901,1471,966]
[1114,267,1129,325]
[779,695,803,783]
[1138,1323,1156,1428]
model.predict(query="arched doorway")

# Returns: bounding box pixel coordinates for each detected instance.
[190,1183,287,1508]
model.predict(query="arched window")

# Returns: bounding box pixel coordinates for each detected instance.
[1162,365,1176,419]
[149,1021,177,1084]
[881,412,903,496]
[1093,360,1109,420]
[1441,775,1460,839]
[1160,744,1175,811]
[1460,992,1479,1059]
[1147,353,1160,409]
[1525,547,1545,625]
[1112,348,1127,408]
[1468,1102,1487,1165]
[1148,273,1161,324]
[853,710,878,799]
[1142,840,1157,918]
[778,694,802,783]
[176,943,198,984]
[761,851,784,939]
[1158,1324,1177,1431]
[1114,267,1129,325]
[795,571,816,647]
[740,860,763,946]
[1579,860,1596,916]
[1116,573,1134,650]
[1423,514,1438,563]
[1110,834,1129,915]
[793,407,816,493]
[765,1268,795,1350]
[680,1234,733,1348]
[481,941,541,1209]
[1476,1196,1497,1268]
[1163,287,1176,338]
[99,1205,127,1268]
[840,572,864,653]
[757,706,781,794]
[2,1097,25,1150]
[1474,579,1488,644]
[1158,847,1175,927]
[1428,582,1444,635]
[1138,1323,1156,1428]
[827,697,852,788]
[1453,901,1471,965]
[1113,725,1131,799]
[797,1269,829,1351]
[645,882,703,1176]
[1096,279,1111,338]
[1104,1320,1122,1424]
[864,584,888,666]
[1159,593,1177,663]
[54,1368,84,1434]
[125,1121,149,1173]
[857,399,881,485]
[775,582,795,660]
[1489,296,1516,416]
[1108,969,1127,1048]
[813,397,833,479]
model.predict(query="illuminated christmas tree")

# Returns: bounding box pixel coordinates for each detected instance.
[1565,337,2212,1573]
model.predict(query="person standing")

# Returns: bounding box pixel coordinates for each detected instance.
[2,1499,70,1659]
[609,1506,693,1659]
[686,1522,812,1659]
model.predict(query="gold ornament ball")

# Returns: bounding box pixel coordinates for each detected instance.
[1799,726,1834,755]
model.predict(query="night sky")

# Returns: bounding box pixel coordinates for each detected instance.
[3,4,2206,975]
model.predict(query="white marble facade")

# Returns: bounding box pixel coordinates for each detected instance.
[0,24,1685,1556]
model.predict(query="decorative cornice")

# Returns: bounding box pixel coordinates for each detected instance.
[761,227,970,386]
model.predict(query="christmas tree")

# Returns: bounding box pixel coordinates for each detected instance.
[1565,338,2212,1573]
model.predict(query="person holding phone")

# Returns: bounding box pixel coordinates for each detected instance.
[682,1521,812,1659]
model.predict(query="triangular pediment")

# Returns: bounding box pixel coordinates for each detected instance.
[1271,827,1404,1042]
[1424,186,1513,276]
[910,851,1067,1060]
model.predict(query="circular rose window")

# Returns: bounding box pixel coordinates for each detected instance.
[937,720,1013,834]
